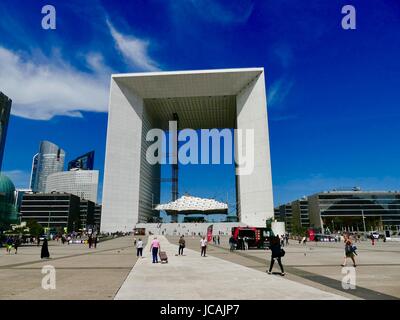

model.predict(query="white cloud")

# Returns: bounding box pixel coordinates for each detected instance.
[107,21,159,71]
[1,170,31,189]
[187,0,254,24]
[0,47,110,120]
[267,77,294,108]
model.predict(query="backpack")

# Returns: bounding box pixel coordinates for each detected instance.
[280,249,286,257]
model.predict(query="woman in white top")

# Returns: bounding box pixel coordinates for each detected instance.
[200,237,207,257]
[136,239,143,257]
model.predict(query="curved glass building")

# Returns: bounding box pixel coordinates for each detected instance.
[0,174,17,230]
[30,141,65,192]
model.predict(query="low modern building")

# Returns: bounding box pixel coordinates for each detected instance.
[308,190,400,232]
[80,199,95,230]
[94,204,102,231]
[0,92,12,171]
[45,169,99,203]
[14,188,31,212]
[275,203,293,233]
[291,198,310,230]
[20,192,81,232]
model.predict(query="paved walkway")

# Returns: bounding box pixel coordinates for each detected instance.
[0,236,140,300]
[115,236,346,300]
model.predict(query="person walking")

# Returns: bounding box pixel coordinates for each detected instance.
[6,237,13,254]
[14,237,21,254]
[370,233,375,246]
[229,235,235,251]
[341,234,357,267]
[267,235,285,276]
[94,235,98,248]
[41,238,50,259]
[200,236,207,257]
[285,234,289,246]
[150,237,160,263]
[178,235,185,255]
[88,235,93,249]
[217,235,220,245]
[136,238,143,257]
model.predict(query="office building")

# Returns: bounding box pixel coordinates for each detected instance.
[0,174,18,230]
[80,199,95,230]
[0,92,12,171]
[29,153,39,190]
[45,169,99,203]
[94,204,102,231]
[101,68,273,231]
[20,192,80,232]
[68,151,95,170]
[30,141,65,192]
[308,190,400,232]
[291,198,310,229]
[275,203,293,233]
[14,188,31,212]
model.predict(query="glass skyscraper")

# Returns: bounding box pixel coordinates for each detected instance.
[0,92,12,171]
[30,141,65,192]
[68,151,95,170]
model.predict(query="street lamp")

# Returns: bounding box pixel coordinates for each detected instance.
[361,209,367,233]
[47,210,51,238]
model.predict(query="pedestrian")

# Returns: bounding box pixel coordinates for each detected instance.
[94,235,98,248]
[37,236,41,247]
[229,235,235,251]
[280,235,285,247]
[14,237,21,254]
[285,234,289,246]
[150,237,160,263]
[267,235,285,276]
[341,234,357,267]
[178,235,185,255]
[6,237,13,254]
[136,238,143,257]
[134,237,137,246]
[370,234,375,246]
[217,235,220,245]
[88,235,93,249]
[41,238,50,259]
[244,236,249,250]
[200,236,207,257]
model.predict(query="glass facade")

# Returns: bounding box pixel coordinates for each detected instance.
[316,192,400,230]
[30,141,65,192]
[68,151,95,170]
[0,92,12,171]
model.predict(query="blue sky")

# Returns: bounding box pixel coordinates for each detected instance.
[1,0,400,215]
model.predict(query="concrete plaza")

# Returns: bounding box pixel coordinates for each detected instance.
[115,235,345,300]
[168,236,400,300]
[1,235,399,300]
[0,236,140,299]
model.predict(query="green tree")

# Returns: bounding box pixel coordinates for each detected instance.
[26,220,44,237]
